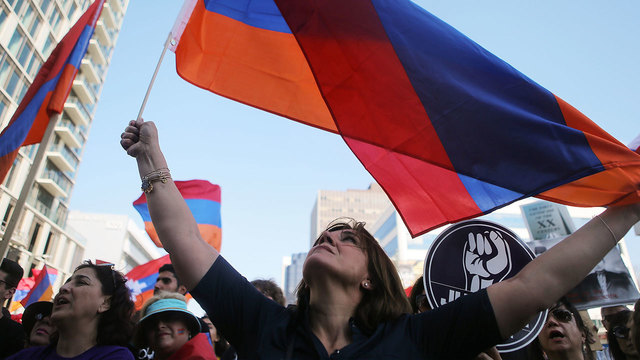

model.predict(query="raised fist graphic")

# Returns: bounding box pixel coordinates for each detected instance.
[464,231,511,292]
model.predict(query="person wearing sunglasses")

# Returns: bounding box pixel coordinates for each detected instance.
[121,119,640,359]
[8,261,135,359]
[537,298,595,360]
[605,309,639,360]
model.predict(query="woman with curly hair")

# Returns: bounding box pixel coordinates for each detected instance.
[8,261,135,359]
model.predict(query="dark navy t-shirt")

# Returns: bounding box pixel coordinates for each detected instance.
[192,256,502,359]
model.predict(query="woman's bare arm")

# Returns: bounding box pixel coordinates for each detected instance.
[121,119,218,290]
[488,202,640,337]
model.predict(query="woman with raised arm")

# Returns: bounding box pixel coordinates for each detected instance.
[121,119,640,359]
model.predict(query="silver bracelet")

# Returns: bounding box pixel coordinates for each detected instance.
[595,214,617,246]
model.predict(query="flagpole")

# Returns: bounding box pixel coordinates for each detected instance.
[0,113,61,259]
[136,32,173,121]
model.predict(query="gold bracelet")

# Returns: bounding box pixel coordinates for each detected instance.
[595,214,617,246]
[141,168,171,193]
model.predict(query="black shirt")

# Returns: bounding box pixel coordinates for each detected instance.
[192,256,502,359]
[0,307,25,359]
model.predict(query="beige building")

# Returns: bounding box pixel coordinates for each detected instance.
[66,211,161,273]
[0,0,129,289]
[309,182,391,247]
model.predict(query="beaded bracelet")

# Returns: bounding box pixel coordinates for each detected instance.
[141,168,171,193]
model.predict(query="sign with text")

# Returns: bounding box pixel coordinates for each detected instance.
[527,237,640,309]
[424,220,546,352]
[521,201,575,241]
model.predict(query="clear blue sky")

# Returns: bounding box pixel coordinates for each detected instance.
[68,1,640,286]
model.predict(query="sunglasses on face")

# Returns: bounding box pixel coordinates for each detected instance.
[549,309,574,323]
[612,325,631,339]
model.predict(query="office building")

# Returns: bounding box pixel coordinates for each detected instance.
[309,183,391,247]
[0,0,129,288]
[283,252,306,304]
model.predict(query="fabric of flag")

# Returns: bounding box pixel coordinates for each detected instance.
[630,134,640,155]
[171,0,640,236]
[125,254,171,310]
[133,180,222,251]
[0,0,104,183]
[20,266,57,308]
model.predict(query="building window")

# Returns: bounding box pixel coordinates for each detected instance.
[41,34,55,58]
[43,231,55,255]
[0,54,28,100]
[28,222,42,252]
[20,1,42,38]
[2,157,19,189]
[49,4,62,34]
[66,1,76,20]
[0,93,9,121]
[1,203,14,231]
[0,5,8,29]
[36,0,53,16]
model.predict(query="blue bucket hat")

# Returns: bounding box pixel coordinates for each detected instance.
[139,298,201,336]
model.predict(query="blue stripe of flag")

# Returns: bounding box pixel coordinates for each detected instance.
[134,199,221,227]
[204,0,291,33]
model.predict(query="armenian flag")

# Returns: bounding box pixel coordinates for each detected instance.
[125,255,171,310]
[0,0,105,183]
[20,266,57,308]
[133,180,222,251]
[171,0,640,236]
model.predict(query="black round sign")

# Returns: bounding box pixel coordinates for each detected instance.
[423,219,547,352]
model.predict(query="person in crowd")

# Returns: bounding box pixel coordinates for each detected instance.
[121,119,640,359]
[632,300,640,355]
[202,315,230,358]
[536,297,595,360]
[154,263,188,295]
[603,306,631,331]
[135,292,214,360]
[8,261,135,359]
[21,301,56,347]
[251,279,286,306]
[0,258,25,357]
[605,309,639,360]
[408,276,430,314]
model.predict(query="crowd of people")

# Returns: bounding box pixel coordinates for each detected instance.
[0,118,638,359]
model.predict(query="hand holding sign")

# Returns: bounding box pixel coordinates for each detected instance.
[464,231,511,292]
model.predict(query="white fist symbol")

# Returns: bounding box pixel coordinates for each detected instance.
[464,231,511,292]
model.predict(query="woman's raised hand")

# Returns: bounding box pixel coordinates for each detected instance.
[120,118,159,158]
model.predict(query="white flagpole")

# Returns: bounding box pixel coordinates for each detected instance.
[136,32,173,121]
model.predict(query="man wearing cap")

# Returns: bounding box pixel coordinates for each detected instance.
[0,258,25,357]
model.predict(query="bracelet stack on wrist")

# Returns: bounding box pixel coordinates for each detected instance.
[141,167,171,193]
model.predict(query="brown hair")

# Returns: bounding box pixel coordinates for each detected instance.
[295,219,411,334]
[74,261,135,347]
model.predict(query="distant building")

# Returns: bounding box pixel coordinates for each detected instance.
[309,183,391,247]
[66,211,161,273]
[0,0,129,286]
[283,252,306,304]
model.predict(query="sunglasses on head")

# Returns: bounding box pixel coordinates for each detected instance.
[549,308,574,323]
[612,325,631,339]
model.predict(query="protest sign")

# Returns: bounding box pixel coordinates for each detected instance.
[424,220,545,352]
